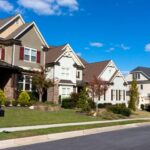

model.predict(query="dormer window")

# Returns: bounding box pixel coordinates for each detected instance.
[133,73,140,80]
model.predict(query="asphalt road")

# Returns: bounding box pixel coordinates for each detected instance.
[5,125,150,150]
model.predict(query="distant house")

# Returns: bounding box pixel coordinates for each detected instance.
[46,44,85,103]
[0,14,48,99]
[126,67,150,108]
[83,60,128,105]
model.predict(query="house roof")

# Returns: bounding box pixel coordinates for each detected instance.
[83,60,111,83]
[6,22,33,40]
[59,80,74,84]
[78,56,88,65]
[0,60,22,71]
[46,44,67,64]
[0,14,25,31]
[131,66,150,78]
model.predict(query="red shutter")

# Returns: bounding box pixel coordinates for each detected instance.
[37,51,41,63]
[1,48,5,60]
[20,47,24,60]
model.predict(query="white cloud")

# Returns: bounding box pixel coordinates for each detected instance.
[0,0,14,12]
[84,47,89,50]
[76,52,82,56]
[106,47,115,52]
[145,43,150,52]
[17,0,79,15]
[90,42,103,48]
[120,44,131,50]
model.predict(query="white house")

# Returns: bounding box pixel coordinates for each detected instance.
[126,67,150,108]
[83,60,128,105]
[46,44,85,103]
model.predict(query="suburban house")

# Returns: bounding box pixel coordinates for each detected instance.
[0,14,48,99]
[46,44,85,103]
[126,67,150,108]
[83,60,128,105]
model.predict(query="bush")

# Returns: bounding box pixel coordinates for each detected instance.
[88,98,96,109]
[141,104,145,110]
[107,104,131,117]
[0,89,6,105]
[27,92,39,101]
[98,103,112,108]
[145,105,150,112]
[61,98,76,109]
[18,91,30,107]
[12,100,18,107]
[4,100,11,107]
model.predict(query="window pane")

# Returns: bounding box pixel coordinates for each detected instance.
[25,83,30,90]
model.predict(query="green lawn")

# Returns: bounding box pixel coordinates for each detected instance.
[0,120,149,141]
[0,107,102,128]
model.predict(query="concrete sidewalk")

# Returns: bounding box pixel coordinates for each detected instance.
[0,118,150,132]
[0,122,150,150]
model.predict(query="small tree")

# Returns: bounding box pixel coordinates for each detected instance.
[32,66,54,102]
[18,91,30,107]
[89,76,108,111]
[128,80,139,111]
[77,87,91,112]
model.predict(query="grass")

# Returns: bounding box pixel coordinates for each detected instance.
[0,107,150,128]
[0,120,149,141]
[0,107,102,128]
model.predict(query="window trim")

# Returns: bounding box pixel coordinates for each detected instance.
[24,46,37,63]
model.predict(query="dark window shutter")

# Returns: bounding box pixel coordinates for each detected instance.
[1,48,5,60]
[37,51,41,63]
[20,47,24,60]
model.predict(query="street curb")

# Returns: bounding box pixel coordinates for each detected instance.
[0,122,150,149]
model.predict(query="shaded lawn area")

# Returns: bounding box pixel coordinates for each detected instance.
[0,120,150,141]
[0,107,101,128]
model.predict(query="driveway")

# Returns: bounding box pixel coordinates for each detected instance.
[5,125,150,150]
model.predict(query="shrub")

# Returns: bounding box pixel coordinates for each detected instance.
[0,89,6,105]
[27,92,39,101]
[61,98,76,109]
[141,104,145,110]
[88,98,96,109]
[4,100,11,107]
[98,103,112,108]
[12,100,18,107]
[107,104,131,117]
[145,105,150,112]
[18,91,30,107]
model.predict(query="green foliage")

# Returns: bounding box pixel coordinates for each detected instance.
[27,92,39,101]
[0,89,6,105]
[4,100,11,107]
[145,105,150,112]
[107,104,131,117]
[61,98,76,109]
[12,100,18,107]
[18,91,30,107]
[141,104,145,110]
[98,103,112,108]
[88,98,96,109]
[128,80,139,111]
[77,88,91,112]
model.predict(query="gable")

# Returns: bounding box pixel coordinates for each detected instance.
[0,17,24,38]
[19,26,44,50]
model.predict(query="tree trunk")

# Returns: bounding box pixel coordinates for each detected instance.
[39,93,42,102]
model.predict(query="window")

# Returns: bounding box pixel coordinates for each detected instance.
[76,71,80,78]
[123,90,126,101]
[141,84,143,90]
[138,73,140,79]
[116,90,118,101]
[61,67,70,79]
[18,75,32,91]
[133,73,140,80]
[62,87,71,98]
[24,47,37,62]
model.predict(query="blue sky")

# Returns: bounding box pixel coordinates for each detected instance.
[0,0,150,72]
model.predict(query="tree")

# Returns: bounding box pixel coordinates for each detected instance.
[32,66,54,102]
[77,87,90,112]
[89,76,108,101]
[128,80,139,111]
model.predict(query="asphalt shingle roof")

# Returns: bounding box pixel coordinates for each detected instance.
[131,66,150,78]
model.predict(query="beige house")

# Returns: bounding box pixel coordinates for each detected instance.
[0,14,48,99]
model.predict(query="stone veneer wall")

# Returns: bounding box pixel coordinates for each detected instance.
[47,84,59,103]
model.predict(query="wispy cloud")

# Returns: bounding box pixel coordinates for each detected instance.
[17,0,79,15]
[90,42,103,48]
[0,0,14,13]
[76,52,82,56]
[145,43,150,52]
[120,44,131,50]
[106,47,115,52]
[84,47,89,50]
